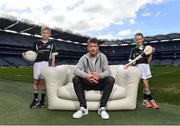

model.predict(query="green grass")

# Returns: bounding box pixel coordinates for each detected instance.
[138,66,180,105]
[0,66,180,125]
[0,67,33,83]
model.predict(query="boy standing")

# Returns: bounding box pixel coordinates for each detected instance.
[23,26,58,108]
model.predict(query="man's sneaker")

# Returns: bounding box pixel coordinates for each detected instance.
[73,107,88,119]
[98,107,109,120]
[150,99,160,109]
[143,99,152,108]
[38,100,45,108]
[29,99,39,109]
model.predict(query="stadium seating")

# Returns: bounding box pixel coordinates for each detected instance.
[3,56,29,66]
[152,59,161,65]
[160,59,174,65]
[173,59,180,66]
[0,28,180,67]
[0,58,9,66]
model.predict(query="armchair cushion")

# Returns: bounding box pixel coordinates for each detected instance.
[57,83,126,101]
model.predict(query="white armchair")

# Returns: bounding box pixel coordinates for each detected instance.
[42,65,141,110]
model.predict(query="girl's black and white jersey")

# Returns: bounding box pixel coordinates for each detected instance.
[33,40,58,63]
[129,45,149,65]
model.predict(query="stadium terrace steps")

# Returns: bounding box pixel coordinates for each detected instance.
[0,31,180,66]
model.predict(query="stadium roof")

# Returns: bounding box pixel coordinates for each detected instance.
[0,16,180,45]
[0,16,90,44]
[100,33,180,46]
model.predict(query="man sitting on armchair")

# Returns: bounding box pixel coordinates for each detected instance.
[72,38,115,120]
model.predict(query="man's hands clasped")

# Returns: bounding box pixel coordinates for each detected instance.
[85,72,101,84]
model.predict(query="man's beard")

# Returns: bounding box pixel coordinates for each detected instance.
[90,51,97,57]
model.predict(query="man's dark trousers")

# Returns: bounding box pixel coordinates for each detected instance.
[73,76,115,108]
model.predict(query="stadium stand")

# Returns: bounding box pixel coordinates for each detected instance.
[0,57,9,66]
[0,16,180,67]
[174,59,180,66]
[160,59,174,65]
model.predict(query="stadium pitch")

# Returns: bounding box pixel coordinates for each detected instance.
[0,66,180,125]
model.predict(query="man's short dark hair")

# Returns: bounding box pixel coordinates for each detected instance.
[41,25,51,33]
[87,38,99,45]
[135,33,144,38]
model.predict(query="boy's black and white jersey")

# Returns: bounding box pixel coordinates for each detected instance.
[33,40,58,62]
[129,45,149,65]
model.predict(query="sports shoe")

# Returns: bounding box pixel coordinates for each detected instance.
[98,107,109,120]
[29,99,39,109]
[73,107,88,119]
[38,100,45,108]
[150,99,160,109]
[143,99,152,108]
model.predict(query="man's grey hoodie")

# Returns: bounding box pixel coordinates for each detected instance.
[74,52,111,79]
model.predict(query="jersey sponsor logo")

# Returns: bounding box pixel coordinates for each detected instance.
[47,45,51,49]
[39,49,50,53]
[134,53,139,58]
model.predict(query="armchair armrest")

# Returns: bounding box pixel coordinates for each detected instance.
[41,65,68,108]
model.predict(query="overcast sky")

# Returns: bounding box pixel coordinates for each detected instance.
[0,0,179,40]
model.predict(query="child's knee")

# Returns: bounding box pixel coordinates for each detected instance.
[34,80,39,86]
